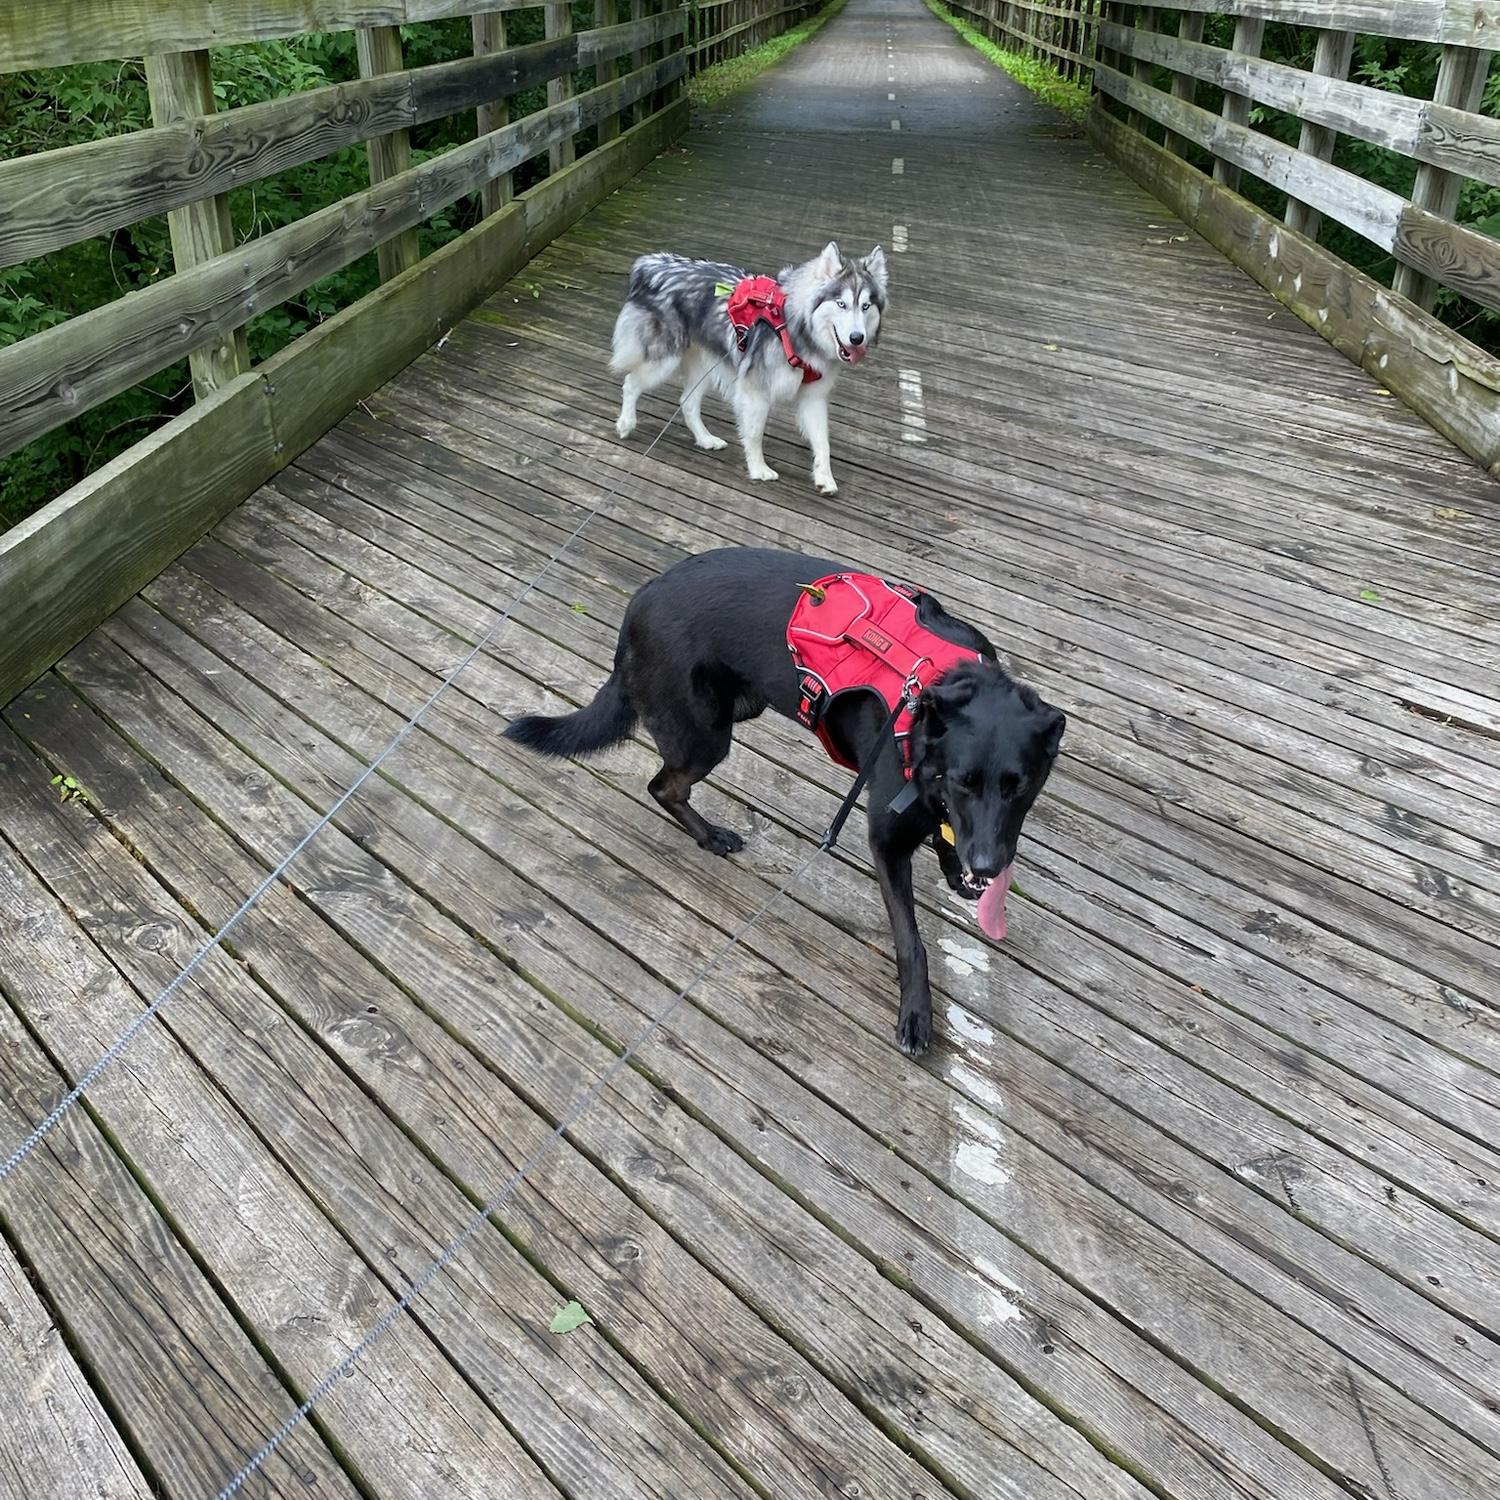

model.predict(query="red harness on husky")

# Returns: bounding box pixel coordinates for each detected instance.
[787,573,982,775]
[724,275,821,384]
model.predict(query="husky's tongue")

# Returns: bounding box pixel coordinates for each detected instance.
[977,864,1014,941]
[840,342,868,365]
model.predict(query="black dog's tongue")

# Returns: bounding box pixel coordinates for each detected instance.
[977,865,1013,941]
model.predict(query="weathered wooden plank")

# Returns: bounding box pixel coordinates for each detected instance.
[1394,43,1493,310]
[0,98,686,709]
[0,54,685,464]
[1155,1,1497,45]
[2,705,755,1500]
[0,1207,153,1500]
[1094,63,1407,249]
[1085,98,1500,474]
[473,13,514,215]
[0,977,365,1500]
[0,0,574,68]
[357,25,422,280]
[0,13,685,268]
[1101,20,1500,194]
[597,1,622,145]
[143,50,250,396]
[126,481,1500,1499]
[1284,29,1357,238]
[547,3,578,175]
[1211,14,1264,192]
[50,587,1155,1500]
[8,636,959,1500]
[0,759,560,1498]
[1166,10,1204,159]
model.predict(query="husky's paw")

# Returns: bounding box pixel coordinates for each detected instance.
[615,414,637,439]
[814,472,838,496]
[747,462,779,483]
[698,824,745,856]
[694,433,728,451]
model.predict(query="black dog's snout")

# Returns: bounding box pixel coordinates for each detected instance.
[847,330,865,345]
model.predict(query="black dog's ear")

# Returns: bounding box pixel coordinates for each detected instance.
[1040,706,1067,758]
[918,673,980,735]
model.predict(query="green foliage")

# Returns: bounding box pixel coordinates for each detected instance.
[922,0,1091,123]
[0,7,601,532]
[688,0,848,109]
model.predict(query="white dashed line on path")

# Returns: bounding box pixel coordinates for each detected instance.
[891,156,904,174]
[899,367,927,443]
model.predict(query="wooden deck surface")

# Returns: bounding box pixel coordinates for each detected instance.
[4,1,1500,1496]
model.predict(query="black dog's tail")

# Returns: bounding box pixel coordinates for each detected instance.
[504,673,637,758]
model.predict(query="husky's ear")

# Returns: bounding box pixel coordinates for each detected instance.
[862,244,888,292]
[816,240,843,279]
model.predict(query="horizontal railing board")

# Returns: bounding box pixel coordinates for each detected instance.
[0,97,688,709]
[1088,102,1500,476]
[1100,21,1500,191]
[1158,1,1496,47]
[0,53,684,462]
[1094,63,1500,316]
[0,1,592,70]
[0,11,684,268]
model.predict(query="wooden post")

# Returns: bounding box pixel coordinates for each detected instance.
[1393,43,1493,311]
[1283,29,1354,237]
[356,26,420,279]
[1129,7,1156,136]
[1212,14,1265,191]
[144,52,250,398]
[472,13,513,216]
[1167,10,1203,158]
[546,2,577,175]
[597,0,622,144]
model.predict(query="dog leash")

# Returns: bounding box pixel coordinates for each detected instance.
[212,718,913,1498]
[0,352,728,1190]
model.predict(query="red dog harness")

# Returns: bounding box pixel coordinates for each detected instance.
[787,573,982,775]
[724,275,821,384]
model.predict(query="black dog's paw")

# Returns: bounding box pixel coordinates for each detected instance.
[896,1004,933,1058]
[699,824,745,856]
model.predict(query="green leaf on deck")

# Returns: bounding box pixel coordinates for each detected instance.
[549,1301,592,1335]
[1359,588,1381,603]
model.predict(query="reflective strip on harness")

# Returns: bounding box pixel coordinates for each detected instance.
[787,573,982,774]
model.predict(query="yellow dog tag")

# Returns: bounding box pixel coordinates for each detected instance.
[941,822,955,846]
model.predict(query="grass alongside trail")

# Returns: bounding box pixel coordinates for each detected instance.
[687,0,849,108]
[922,0,1091,122]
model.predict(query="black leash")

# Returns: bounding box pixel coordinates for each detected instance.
[820,691,916,851]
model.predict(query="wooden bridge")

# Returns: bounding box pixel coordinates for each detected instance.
[2,2,1499,1497]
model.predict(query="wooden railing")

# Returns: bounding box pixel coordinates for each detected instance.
[689,0,824,71]
[0,1,692,705]
[947,0,1102,83]
[1087,2,1500,475]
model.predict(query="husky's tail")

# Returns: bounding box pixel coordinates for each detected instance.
[504,672,637,758]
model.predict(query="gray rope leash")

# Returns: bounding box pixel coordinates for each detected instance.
[214,838,826,1499]
[0,357,725,1188]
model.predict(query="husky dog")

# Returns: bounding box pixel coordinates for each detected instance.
[610,241,887,496]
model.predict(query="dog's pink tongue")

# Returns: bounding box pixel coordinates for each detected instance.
[843,342,868,365]
[977,865,1014,941]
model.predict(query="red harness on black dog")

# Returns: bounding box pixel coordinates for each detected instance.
[787,573,982,775]
[724,275,821,384]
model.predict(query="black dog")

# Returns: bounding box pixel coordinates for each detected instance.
[505,548,1065,1055]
